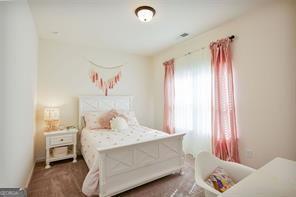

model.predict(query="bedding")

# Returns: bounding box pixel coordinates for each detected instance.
[81,125,168,196]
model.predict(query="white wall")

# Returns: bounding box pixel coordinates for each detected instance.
[35,39,154,160]
[0,0,38,187]
[152,0,296,168]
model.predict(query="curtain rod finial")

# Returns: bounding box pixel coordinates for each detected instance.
[229,35,235,40]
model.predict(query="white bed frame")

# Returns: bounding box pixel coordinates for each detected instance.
[79,96,185,197]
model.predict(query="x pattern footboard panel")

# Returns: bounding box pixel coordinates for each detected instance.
[105,139,182,177]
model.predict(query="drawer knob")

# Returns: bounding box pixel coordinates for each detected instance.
[60,139,64,141]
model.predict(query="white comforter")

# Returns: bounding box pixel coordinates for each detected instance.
[81,125,168,196]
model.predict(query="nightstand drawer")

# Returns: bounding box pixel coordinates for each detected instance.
[50,134,73,146]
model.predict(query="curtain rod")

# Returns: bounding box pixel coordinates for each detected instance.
[173,35,235,61]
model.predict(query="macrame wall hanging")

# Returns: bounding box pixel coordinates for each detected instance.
[88,60,123,96]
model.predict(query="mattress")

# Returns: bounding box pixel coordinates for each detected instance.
[80,125,168,169]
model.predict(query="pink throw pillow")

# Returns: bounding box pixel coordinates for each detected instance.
[84,112,101,129]
[98,110,119,129]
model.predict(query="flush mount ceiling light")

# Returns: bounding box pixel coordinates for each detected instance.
[135,6,156,22]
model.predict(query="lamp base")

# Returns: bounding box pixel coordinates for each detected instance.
[46,120,60,131]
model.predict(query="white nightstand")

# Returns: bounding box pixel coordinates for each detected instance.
[44,129,78,169]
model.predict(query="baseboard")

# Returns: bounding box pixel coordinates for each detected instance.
[25,163,35,188]
[25,156,47,187]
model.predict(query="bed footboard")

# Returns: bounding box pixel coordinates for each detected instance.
[97,133,185,197]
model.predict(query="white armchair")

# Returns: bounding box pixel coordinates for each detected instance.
[195,152,255,197]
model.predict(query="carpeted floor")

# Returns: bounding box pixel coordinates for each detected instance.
[28,155,205,197]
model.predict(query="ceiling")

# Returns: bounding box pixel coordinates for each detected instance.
[29,0,272,56]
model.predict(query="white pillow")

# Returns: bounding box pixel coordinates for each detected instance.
[117,110,139,126]
[110,116,128,131]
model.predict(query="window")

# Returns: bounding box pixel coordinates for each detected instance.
[174,49,212,156]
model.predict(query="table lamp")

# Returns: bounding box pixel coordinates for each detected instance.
[44,107,60,131]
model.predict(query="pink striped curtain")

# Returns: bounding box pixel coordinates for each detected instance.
[163,59,175,134]
[210,38,240,163]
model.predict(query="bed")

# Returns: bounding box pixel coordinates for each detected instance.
[79,96,185,197]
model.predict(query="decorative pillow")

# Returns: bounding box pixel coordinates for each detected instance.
[84,112,103,130]
[205,167,236,193]
[84,110,139,130]
[117,110,139,126]
[98,110,119,129]
[110,116,128,131]
[84,110,118,130]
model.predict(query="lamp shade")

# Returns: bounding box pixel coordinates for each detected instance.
[44,107,60,121]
